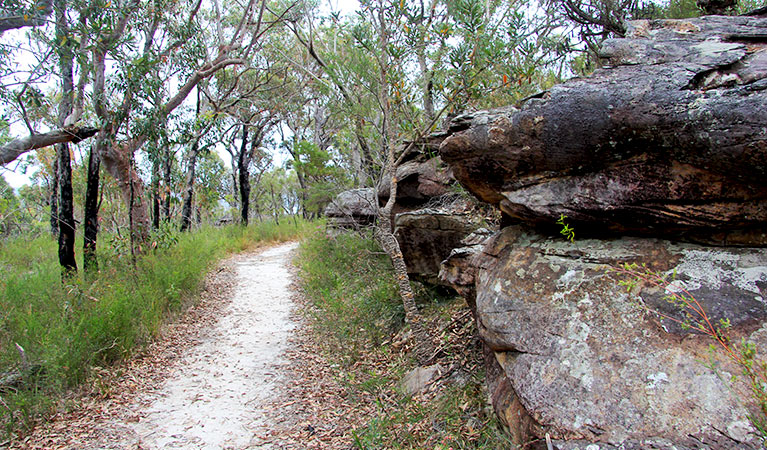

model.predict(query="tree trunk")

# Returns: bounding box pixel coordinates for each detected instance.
[49,157,59,236]
[377,178,433,365]
[181,90,203,232]
[0,126,98,165]
[375,6,432,365]
[56,143,77,277]
[354,119,376,184]
[162,147,172,222]
[151,157,160,230]
[55,0,76,278]
[417,49,434,122]
[238,125,250,226]
[269,184,280,225]
[83,146,100,274]
[180,138,200,232]
[294,161,308,220]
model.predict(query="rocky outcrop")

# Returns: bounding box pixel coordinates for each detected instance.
[323,188,377,229]
[433,14,767,450]
[378,157,455,211]
[468,226,767,448]
[438,228,493,306]
[393,211,481,285]
[379,135,460,215]
[376,137,485,286]
[440,15,767,246]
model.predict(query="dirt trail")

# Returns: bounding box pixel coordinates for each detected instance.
[124,241,297,449]
[15,240,357,450]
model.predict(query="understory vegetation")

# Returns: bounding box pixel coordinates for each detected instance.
[297,230,514,449]
[0,219,311,440]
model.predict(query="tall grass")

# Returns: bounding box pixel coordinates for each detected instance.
[296,230,514,449]
[0,218,313,438]
[296,230,404,363]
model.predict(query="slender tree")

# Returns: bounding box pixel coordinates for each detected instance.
[54,0,77,277]
[83,144,100,273]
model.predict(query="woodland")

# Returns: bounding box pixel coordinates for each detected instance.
[1,0,767,447]
[2,0,762,271]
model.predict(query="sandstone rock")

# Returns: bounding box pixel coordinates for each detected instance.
[438,228,493,306]
[323,188,377,229]
[393,210,480,285]
[400,363,443,396]
[378,157,454,207]
[440,16,767,246]
[473,226,767,448]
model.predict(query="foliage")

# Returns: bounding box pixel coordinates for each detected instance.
[291,139,351,217]
[556,213,575,243]
[0,220,311,439]
[296,230,514,448]
[296,229,403,361]
[612,262,767,441]
[0,175,23,236]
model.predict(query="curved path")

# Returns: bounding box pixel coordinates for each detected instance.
[130,242,298,449]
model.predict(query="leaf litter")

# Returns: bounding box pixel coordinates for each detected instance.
[7,241,497,450]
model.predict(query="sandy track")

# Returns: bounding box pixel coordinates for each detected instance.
[129,242,299,449]
[11,242,301,450]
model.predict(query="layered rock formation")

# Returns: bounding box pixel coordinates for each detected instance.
[327,138,484,286]
[437,14,767,450]
[393,210,481,285]
[323,188,377,229]
[440,15,767,246]
[471,229,766,449]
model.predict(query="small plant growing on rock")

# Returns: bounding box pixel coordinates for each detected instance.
[556,214,575,243]
[612,262,767,441]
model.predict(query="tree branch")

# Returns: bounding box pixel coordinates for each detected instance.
[0,0,54,34]
[0,126,99,165]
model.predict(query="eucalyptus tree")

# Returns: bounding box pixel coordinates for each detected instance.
[2,0,298,259]
[52,0,78,276]
[179,88,219,232]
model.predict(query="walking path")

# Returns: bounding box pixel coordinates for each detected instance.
[12,242,300,450]
[130,242,298,449]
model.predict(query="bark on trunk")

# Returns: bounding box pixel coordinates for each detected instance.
[56,143,77,277]
[294,161,308,220]
[0,126,98,165]
[355,119,377,184]
[269,184,280,225]
[180,90,203,232]
[180,139,200,232]
[92,42,151,247]
[50,157,59,236]
[151,158,160,230]
[238,125,250,226]
[377,179,433,365]
[375,6,433,365]
[55,0,77,278]
[99,141,152,246]
[162,147,172,221]
[83,146,100,274]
